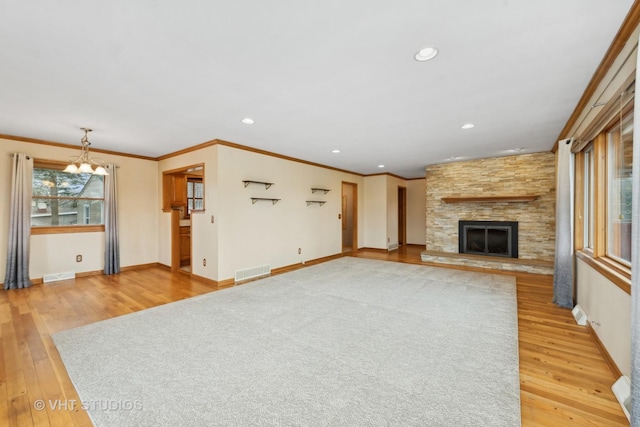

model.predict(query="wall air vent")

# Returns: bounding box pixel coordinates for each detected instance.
[234,264,271,283]
[43,271,76,283]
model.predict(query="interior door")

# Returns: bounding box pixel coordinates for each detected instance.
[398,186,407,246]
[341,182,357,253]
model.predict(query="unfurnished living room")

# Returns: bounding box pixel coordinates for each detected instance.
[1,1,639,426]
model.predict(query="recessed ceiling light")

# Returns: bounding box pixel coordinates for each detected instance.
[414,47,439,62]
[461,123,475,130]
[378,164,385,168]
[241,118,254,124]
[332,149,341,153]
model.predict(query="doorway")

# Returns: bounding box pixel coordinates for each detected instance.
[398,186,407,247]
[162,164,204,272]
[341,182,357,253]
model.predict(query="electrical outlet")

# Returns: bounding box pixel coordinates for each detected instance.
[298,248,301,254]
[387,237,390,243]
[76,255,82,262]
[203,258,206,266]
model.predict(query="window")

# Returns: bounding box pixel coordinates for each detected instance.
[187,178,204,215]
[606,112,633,264]
[575,97,633,293]
[32,160,105,233]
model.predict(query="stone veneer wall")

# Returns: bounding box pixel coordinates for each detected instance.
[426,152,556,263]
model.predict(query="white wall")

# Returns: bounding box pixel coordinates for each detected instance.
[0,137,158,281]
[576,259,631,375]
[406,179,426,245]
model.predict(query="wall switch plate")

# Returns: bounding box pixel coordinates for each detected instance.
[76,255,82,262]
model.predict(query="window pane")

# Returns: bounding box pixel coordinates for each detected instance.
[32,166,105,227]
[195,182,204,198]
[33,169,104,198]
[31,198,104,226]
[195,199,204,210]
[607,112,633,263]
[187,182,194,198]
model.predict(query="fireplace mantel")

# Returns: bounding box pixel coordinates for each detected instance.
[441,195,540,203]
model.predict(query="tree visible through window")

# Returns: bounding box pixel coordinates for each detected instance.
[32,161,105,227]
[187,179,204,216]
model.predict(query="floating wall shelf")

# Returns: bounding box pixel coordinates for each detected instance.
[251,197,280,205]
[243,180,273,189]
[311,188,331,194]
[306,200,327,206]
[441,195,540,203]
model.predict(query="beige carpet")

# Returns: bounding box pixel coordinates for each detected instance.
[54,257,521,426]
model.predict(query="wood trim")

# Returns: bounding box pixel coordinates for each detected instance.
[593,134,607,258]
[571,75,635,152]
[574,150,585,252]
[120,262,165,272]
[155,140,218,160]
[31,225,105,234]
[587,322,623,379]
[441,195,539,203]
[576,251,631,294]
[0,133,156,161]
[216,139,367,177]
[556,0,640,147]
[24,263,171,286]
[7,132,422,180]
[358,247,389,254]
[171,209,180,271]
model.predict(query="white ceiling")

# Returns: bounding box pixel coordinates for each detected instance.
[0,1,634,178]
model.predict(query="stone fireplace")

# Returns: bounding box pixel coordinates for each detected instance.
[422,152,556,275]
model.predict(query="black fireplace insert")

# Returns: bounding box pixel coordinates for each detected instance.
[458,220,518,258]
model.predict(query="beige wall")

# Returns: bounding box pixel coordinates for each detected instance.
[406,179,426,245]
[215,145,365,281]
[425,152,556,262]
[363,175,388,249]
[576,259,631,375]
[568,24,639,375]
[157,145,219,279]
[0,137,158,281]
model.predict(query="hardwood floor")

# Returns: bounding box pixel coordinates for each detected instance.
[1,246,629,426]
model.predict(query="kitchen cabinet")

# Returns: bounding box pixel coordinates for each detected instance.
[179,226,190,266]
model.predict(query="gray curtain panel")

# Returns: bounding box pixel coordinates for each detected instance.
[4,153,33,290]
[552,139,574,308]
[103,164,120,275]
[630,59,640,427]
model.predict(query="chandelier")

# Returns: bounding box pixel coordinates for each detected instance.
[63,127,108,175]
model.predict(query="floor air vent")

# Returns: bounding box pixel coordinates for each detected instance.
[234,264,271,283]
[571,304,587,326]
[388,243,399,251]
[611,376,631,421]
[43,271,76,283]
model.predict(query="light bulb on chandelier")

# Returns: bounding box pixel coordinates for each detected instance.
[63,128,109,175]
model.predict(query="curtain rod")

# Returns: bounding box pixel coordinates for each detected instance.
[9,153,120,167]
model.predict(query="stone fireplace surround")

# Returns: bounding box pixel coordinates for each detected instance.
[422,152,556,275]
